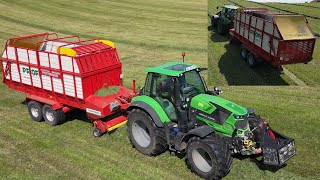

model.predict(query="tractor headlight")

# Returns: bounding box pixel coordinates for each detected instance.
[234,114,245,119]
[233,114,249,119]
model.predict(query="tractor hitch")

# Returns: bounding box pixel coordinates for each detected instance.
[260,123,296,166]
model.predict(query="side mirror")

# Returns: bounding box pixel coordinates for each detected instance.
[139,87,145,95]
[213,86,222,95]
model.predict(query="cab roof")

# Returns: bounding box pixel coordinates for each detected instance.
[224,4,238,9]
[146,62,200,77]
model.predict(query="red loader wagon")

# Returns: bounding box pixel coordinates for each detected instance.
[1,32,137,137]
[229,8,316,68]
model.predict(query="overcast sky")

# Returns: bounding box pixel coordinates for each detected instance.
[248,0,313,3]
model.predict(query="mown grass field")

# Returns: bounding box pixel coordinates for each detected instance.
[208,0,320,86]
[2,80,320,179]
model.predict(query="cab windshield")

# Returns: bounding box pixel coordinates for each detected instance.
[225,9,237,18]
[178,70,206,99]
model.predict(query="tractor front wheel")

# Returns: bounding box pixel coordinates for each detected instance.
[187,134,232,179]
[211,18,217,28]
[127,109,167,156]
[43,105,66,126]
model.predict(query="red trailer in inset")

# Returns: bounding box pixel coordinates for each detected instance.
[1,33,137,137]
[229,8,316,68]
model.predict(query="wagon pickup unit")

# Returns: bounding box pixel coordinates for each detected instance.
[1,33,137,136]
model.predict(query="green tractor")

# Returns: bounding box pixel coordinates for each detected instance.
[209,4,238,35]
[126,62,295,179]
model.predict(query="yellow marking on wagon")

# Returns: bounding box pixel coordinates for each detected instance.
[108,120,127,131]
[57,47,76,57]
[96,40,115,48]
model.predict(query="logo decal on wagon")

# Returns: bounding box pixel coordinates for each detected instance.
[22,67,38,76]
[86,108,102,116]
[40,70,61,78]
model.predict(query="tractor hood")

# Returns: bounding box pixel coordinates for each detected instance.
[191,94,248,115]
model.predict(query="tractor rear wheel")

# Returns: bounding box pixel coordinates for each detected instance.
[127,109,167,156]
[217,20,228,35]
[28,100,44,122]
[42,105,66,126]
[187,134,232,180]
[217,20,223,35]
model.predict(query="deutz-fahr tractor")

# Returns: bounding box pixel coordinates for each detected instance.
[209,4,238,35]
[126,62,296,179]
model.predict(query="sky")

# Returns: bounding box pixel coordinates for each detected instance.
[248,0,314,3]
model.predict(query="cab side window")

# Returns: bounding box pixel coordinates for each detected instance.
[143,73,153,96]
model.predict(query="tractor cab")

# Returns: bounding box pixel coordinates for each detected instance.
[219,5,238,19]
[140,62,210,122]
[211,4,238,34]
[217,5,238,20]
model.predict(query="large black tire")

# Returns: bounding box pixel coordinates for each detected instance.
[217,20,228,35]
[247,52,256,67]
[187,134,232,180]
[93,128,103,138]
[27,100,44,122]
[42,105,66,126]
[211,18,217,28]
[240,45,247,60]
[217,20,223,35]
[127,109,167,156]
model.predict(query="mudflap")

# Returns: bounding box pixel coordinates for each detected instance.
[260,123,296,166]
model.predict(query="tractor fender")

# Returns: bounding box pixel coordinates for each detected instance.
[127,96,171,127]
[179,125,215,150]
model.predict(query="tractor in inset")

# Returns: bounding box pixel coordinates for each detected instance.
[209,5,238,35]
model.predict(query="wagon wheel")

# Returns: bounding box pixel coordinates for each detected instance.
[240,45,247,60]
[28,100,44,122]
[42,105,66,126]
[247,52,256,67]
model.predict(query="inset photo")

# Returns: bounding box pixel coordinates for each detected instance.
[208,0,319,85]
